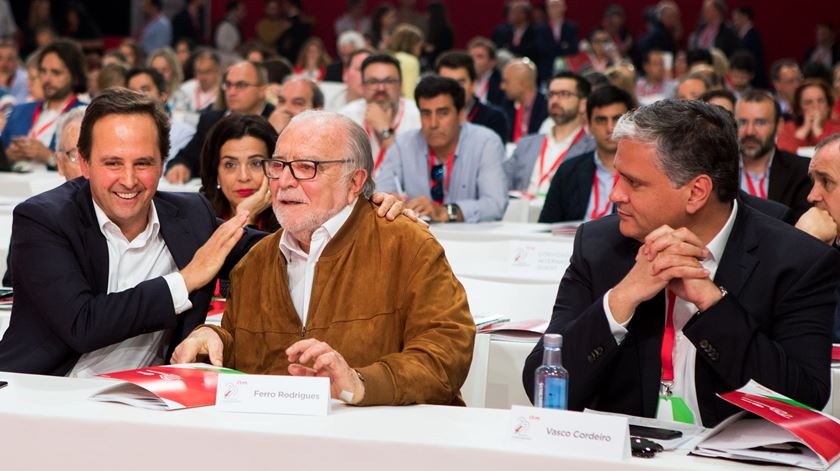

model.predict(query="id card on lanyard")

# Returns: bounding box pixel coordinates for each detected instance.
[656,290,696,424]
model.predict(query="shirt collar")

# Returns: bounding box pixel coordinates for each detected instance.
[92,198,160,244]
[279,197,358,259]
[705,199,738,265]
[593,150,613,174]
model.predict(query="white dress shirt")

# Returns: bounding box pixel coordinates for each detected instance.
[279,199,356,325]
[338,98,421,175]
[603,200,738,426]
[526,125,584,197]
[68,201,192,377]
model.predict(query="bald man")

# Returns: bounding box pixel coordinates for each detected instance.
[501,59,548,142]
[268,76,325,132]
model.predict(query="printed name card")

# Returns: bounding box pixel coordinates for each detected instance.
[507,406,629,460]
[215,374,330,416]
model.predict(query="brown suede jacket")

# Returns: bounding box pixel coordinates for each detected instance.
[208,198,476,406]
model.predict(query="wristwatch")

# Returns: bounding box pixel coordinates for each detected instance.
[377,128,395,139]
[445,203,460,223]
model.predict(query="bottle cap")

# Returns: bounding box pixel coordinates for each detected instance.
[543,333,563,348]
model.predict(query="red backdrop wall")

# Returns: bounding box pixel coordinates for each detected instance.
[211,0,840,79]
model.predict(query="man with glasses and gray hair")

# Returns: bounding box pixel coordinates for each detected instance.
[173,110,475,407]
[523,99,840,427]
[338,54,421,174]
[54,106,86,180]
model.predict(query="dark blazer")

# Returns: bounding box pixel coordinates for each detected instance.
[0,178,263,375]
[468,97,510,143]
[492,23,541,66]
[324,60,343,82]
[483,68,505,108]
[172,7,205,45]
[502,92,548,142]
[538,151,595,223]
[523,205,840,427]
[166,104,275,177]
[536,21,579,83]
[767,148,812,221]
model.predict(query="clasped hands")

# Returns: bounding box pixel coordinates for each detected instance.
[609,225,724,324]
[171,331,365,404]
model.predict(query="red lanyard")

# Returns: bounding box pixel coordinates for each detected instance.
[589,171,619,220]
[428,147,456,204]
[661,291,677,385]
[29,96,77,139]
[537,128,586,188]
[744,172,767,199]
[366,103,405,170]
[466,101,479,122]
[513,103,524,142]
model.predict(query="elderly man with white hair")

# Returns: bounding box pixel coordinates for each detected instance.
[53,106,86,180]
[173,110,475,406]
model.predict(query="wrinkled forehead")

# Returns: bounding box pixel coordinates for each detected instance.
[274,118,344,158]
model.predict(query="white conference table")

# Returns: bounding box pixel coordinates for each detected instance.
[0,371,822,471]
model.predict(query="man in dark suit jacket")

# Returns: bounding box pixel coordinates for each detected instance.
[0,88,261,376]
[501,59,548,142]
[467,37,506,107]
[164,60,275,183]
[735,91,811,220]
[491,2,541,66]
[524,99,840,427]
[436,51,510,143]
[536,0,579,84]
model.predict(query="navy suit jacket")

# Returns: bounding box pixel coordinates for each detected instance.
[468,98,510,143]
[0,178,263,375]
[538,151,595,223]
[768,148,812,221]
[484,68,506,108]
[1,99,88,151]
[503,92,548,142]
[523,205,840,427]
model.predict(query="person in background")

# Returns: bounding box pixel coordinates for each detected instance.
[501,58,548,142]
[602,4,632,57]
[805,23,840,70]
[334,0,370,37]
[777,79,840,153]
[169,47,221,126]
[676,72,710,101]
[2,39,88,168]
[435,50,510,143]
[119,39,145,68]
[701,88,735,113]
[325,30,365,82]
[636,49,677,105]
[727,51,755,100]
[174,39,194,73]
[255,0,285,52]
[468,36,505,107]
[96,62,128,95]
[507,71,594,197]
[147,47,183,102]
[215,0,246,65]
[326,48,371,111]
[62,2,104,54]
[387,24,424,101]
[0,41,30,104]
[200,114,278,232]
[771,59,802,120]
[832,64,840,121]
[377,76,508,223]
[53,106,86,180]
[139,0,173,55]
[688,0,739,57]
[731,7,766,88]
[421,2,454,70]
[268,76,324,132]
[172,0,206,47]
[294,37,330,82]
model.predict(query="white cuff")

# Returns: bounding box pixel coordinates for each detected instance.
[603,289,632,344]
[163,272,193,315]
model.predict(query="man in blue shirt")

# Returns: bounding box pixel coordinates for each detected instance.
[376,76,507,223]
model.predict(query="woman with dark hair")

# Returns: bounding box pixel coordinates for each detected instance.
[369,4,397,50]
[777,79,840,153]
[200,114,279,231]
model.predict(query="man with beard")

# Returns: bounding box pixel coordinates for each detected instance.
[505,71,594,197]
[376,76,507,223]
[734,90,811,220]
[339,54,421,175]
[2,39,87,169]
[538,85,635,223]
[171,110,475,406]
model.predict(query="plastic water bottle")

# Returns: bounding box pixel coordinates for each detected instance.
[534,333,569,409]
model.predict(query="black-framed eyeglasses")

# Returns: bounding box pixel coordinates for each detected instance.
[547,90,580,99]
[363,78,400,87]
[261,158,351,180]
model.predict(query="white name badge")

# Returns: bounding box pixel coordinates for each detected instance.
[507,405,629,460]
[215,374,330,416]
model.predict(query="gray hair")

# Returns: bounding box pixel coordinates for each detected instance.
[612,99,740,202]
[337,30,366,51]
[815,133,840,153]
[284,110,374,199]
[55,106,87,149]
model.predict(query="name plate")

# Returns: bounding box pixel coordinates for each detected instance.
[215,374,330,416]
[507,241,570,280]
[507,406,629,460]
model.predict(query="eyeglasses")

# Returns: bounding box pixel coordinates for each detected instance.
[363,78,401,87]
[547,90,580,99]
[55,147,79,163]
[262,158,350,180]
[220,158,264,174]
[222,80,260,91]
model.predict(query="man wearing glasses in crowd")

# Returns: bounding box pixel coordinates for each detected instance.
[339,54,421,175]
[165,60,275,183]
[173,110,475,406]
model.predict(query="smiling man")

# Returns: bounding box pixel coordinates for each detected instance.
[172,110,475,406]
[0,88,260,376]
[376,75,507,223]
[523,99,840,427]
